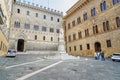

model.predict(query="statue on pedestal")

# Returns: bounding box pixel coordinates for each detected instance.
[58,28,66,53]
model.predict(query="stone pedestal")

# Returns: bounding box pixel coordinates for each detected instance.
[58,28,66,54]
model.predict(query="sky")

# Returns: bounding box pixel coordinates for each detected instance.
[17,0,78,15]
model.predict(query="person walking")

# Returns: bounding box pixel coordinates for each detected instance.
[101,51,105,61]
[94,52,98,60]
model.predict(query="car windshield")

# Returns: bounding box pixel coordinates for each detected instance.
[113,54,120,56]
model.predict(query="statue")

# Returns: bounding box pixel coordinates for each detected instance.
[58,27,66,53]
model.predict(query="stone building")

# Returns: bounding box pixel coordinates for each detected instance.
[9,0,63,52]
[63,0,120,57]
[0,0,12,56]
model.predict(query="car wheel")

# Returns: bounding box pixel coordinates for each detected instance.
[112,59,115,61]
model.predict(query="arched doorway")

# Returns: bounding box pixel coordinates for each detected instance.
[17,39,24,52]
[94,42,101,52]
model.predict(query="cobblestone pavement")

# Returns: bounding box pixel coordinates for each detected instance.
[0,54,120,80]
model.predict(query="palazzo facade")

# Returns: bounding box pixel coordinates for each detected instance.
[9,0,63,52]
[63,0,120,57]
[0,0,12,56]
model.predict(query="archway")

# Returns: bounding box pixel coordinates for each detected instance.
[94,42,101,52]
[17,39,24,52]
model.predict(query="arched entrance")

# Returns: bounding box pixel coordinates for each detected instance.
[94,42,101,52]
[17,39,24,52]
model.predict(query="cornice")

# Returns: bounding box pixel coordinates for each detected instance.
[64,0,92,19]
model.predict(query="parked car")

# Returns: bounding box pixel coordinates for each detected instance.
[6,49,16,57]
[111,53,120,61]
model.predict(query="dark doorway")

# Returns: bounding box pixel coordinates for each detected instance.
[17,39,24,52]
[94,42,101,52]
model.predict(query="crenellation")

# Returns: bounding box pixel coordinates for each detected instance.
[15,0,63,16]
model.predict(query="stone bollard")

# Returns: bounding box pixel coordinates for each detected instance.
[0,67,7,80]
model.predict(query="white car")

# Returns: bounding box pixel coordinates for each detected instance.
[111,53,120,61]
[6,49,16,57]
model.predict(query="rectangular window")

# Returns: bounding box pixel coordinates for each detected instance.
[50,28,54,33]
[87,44,90,50]
[72,21,75,27]
[42,26,46,32]
[106,40,112,47]
[34,25,39,31]
[80,45,82,50]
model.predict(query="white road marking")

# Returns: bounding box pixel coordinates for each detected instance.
[5,59,44,69]
[16,61,63,80]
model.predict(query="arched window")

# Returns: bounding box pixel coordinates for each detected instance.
[91,8,96,16]
[106,21,110,30]
[113,0,120,5]
[103,22,106,31]
[17,9,20,13]
[103,21,110,32]
[100,1,107,11]
[83,13,88,21]
[51,37,53,41]
[35,35,37,40]
[43,36,45,40]
[93,25,98,34]
[96,25,98,33]
[27,11,30,15]
[43,15,46,19]
[78,31,82,39]
[116,17,120,27]
[103,1,107,10]
[14,21,20,28]
[100,3,103,11]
